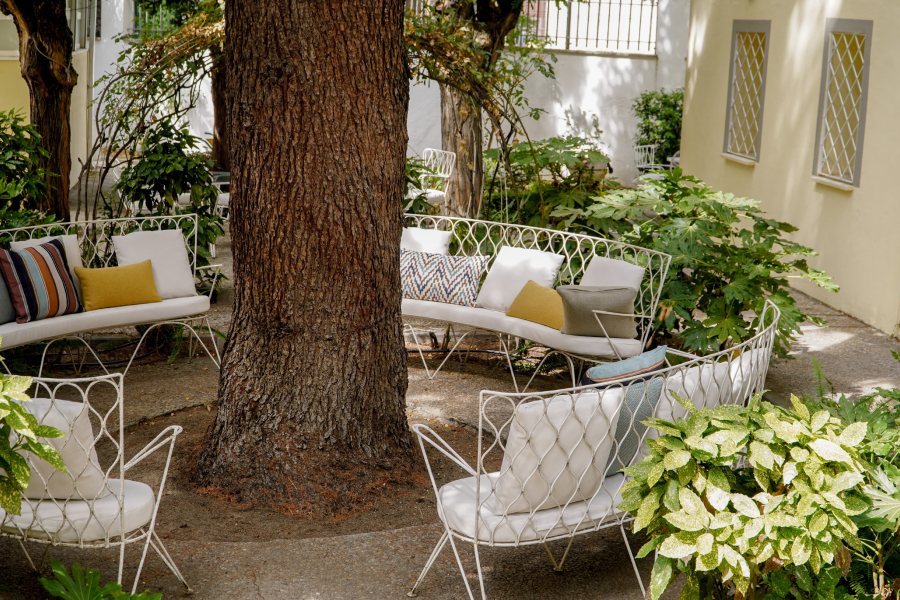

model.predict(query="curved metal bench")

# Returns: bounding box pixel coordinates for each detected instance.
[409,301,780,599]
[402,214,672,390]
[0,214,221,376]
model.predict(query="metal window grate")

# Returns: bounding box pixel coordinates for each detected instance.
[723,22,770,161]
[814,22,872,186]
[519,0,657,54]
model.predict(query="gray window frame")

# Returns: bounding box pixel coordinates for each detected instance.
[722,20,771,162]
[812,18,874,188]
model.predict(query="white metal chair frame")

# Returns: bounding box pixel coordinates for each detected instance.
[420,148,456,193]
[0,373,189,593]
[402,214,672,391]
[0,215,222,376]
[409,302,780,599]
[634,143,670,172]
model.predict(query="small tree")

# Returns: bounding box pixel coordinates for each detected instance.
[0,0,77,220]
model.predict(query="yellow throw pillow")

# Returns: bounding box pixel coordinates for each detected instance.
[74,260,161,311]
[506,280,564,330]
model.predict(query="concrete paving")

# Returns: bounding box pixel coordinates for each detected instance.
[1,230,896,600]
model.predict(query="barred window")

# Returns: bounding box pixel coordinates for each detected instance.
[813,19,873,187]
[723,21,770,162]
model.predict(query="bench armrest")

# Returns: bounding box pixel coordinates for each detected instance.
[195,264,223,299]
[124,425,183,472]
[411,423,477,478]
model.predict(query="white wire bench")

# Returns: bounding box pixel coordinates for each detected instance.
[409,302,780,599]
[402,214,672,391]
[0,214,221,376]
[0,373,189,593]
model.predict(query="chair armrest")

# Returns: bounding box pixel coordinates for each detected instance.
[195,263,223,298]
[124,425,183,472]
[411,423,477,477]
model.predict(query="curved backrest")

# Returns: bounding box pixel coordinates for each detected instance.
[422,148,456,179]
[634,144,658,168]
[0,214,200,277]
[404,214,672,349]
[1,373,126,546]
[472,301,780,545]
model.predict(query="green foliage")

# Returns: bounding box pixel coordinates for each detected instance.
[404,157,438,215]
[40,561,162,600]
[0,370,64,514]
[0,202,59,230]
[552,170,837,356]
[0,110,50,210]
[633,88,683,164]
[621,394,869,599]
[482,136,615,227]
[114,120,224,289]
[805,355,900,598]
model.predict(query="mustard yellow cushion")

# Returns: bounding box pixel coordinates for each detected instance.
[74,260,161,311]
[506,280,564,330]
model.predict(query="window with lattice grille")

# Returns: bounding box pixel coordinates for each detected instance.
[813,19,873,187]
[723,21,770,162]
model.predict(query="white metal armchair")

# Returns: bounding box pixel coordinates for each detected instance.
[407,148,457,211]
[0,373,189,593]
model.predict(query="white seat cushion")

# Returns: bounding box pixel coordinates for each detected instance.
[402,298,642,359]
[439,473,625,544]
[579,256,645,289]
[401,227,452,255]
[0,295,210,350]
[21,398,106,501]
[112,230,196,299]
[489,389,622,514]
[1,479,155,543]
[476,247,564,313]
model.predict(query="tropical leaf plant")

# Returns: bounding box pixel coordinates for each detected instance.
[620,394,869,599]
[40,561,162,600]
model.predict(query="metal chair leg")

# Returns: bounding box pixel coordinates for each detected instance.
[408,530,449,597]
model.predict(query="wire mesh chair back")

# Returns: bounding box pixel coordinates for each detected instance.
[0,374,126,546]
[468,301,779,546]
[634,144,659,170]
[0,214,200,276]
[421,148,457,191]
[404,214,671,350]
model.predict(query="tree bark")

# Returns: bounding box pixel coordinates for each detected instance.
[197,0,413,512]
[440,84,483,217]
[209,46,229,171]
[0,0,76,220]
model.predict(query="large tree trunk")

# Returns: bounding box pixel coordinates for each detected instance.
[0,0,76,220]
[209,46,229,171]
[440,84,483,218]
[197,0,412,511]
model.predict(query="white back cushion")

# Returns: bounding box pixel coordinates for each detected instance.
[580,256,645,290]
[22,398,107,500]
[400,227,452,255]
[476,246,564,312]
[11,235,84,298]
[489,389,622,514]
[113,230,195,299]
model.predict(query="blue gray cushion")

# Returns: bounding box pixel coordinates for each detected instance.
[608,377,665,472]
[584,345,667,384]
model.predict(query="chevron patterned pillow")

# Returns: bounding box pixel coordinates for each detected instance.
[400,250,490,306]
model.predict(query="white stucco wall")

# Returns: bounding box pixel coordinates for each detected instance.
[406,0,690,184]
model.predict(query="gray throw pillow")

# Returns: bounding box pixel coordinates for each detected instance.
[607,377,665,472]
[0,275,16,324]
[557,285,637,339]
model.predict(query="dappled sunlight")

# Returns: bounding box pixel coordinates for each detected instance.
[794,323,854,352]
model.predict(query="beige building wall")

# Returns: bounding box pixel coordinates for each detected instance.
[682,0,900,335]
[0,50,91,187]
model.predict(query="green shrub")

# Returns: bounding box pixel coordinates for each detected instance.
[404,156,438,215]
[0,110,50,210]
[553,170,837,356]
[40,561,162,600]
[633,88,683,164]
[482,136,615,227]
[621,395,869,599]
[0,371,64,514]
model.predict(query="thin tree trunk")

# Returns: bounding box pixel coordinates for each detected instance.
[440,84,483,217]
[197,0,412,511]
[0,0,76,220]
[209,46,229,171]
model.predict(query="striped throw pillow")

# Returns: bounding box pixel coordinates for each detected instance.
[400,250,490,306]
[0,238,83,323]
